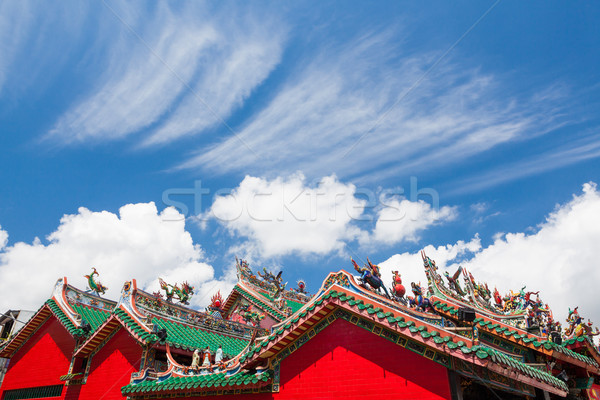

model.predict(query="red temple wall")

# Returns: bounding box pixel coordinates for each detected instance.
[69,328,142,400]
[169,317,451,400]
[0,317,74,399]
[273,318,452,400]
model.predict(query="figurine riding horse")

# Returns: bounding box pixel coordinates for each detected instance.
[407,282,433,312]
[351,258,390,298]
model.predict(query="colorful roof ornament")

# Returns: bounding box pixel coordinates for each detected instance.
[158,278,194,305]
[291,279,308,295]
[84,267,108,296]
[565,307,600,340]
[351,257,391,298]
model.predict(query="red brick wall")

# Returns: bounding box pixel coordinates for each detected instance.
[72,328,142,400]
[274,318,452,399]
[0,317,74,399]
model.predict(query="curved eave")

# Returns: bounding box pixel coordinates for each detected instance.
[73,315,123,357]
[433,299,599,373]
[0,299,84,358]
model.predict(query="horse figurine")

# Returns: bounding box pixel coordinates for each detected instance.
[352,258,390,298]
[407,282,433,312]
[84,267,108,296]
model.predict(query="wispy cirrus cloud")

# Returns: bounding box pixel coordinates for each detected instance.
[0,1,90,97]
[46,2,286,145]
[446,133,600,195]
[181,30,568,181]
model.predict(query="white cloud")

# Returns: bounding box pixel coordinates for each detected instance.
[0,1,31,94]
[0,226,7,250]
[371,198,456,244]
[447,134,600,195]
[144,17,286,146]
[462,182,600,324]
[47,2,285,145]
[378,237,481,298]
[202,174,368,258]
[183,31,565,181]
[0,203,232,311]
[0,1,90,96]
[378,182,600,325]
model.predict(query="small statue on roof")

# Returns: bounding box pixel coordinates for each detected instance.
[236,257,252,279]
[565,307,600,338]
[238,303,265,325]
[493,287,504,309]
[391,271,405,298]
[84,267,108,296]
[191,349,200,370]
[444,266,466,297]
[291,280,308,295]
[202,347,211,367]
[158,278,194,305]
[208,291,224,310]
[258,268,287,300]
[407,282,433,312]
[351,257,390,298]
[421,251,437,271]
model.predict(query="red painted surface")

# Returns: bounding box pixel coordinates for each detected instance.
[70,328,142,400]
[2,313,451,400]
[0,317,74,399]
[274,318,451,399]
[171,318,451,400]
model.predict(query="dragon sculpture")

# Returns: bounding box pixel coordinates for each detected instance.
[258,268,288,307]
[84,267,108,296]
[443,267,466,296]
[352,258,390,298]
[238,303,265,325]
[158,278,194,305]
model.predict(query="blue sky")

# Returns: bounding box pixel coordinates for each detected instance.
[1,1,599,322]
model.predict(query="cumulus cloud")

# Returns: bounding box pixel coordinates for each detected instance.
[378,237,482,298]
[0,203,234,311]
[371,198,457,244]
[378,182,600,325]
[462,182,600,324]
[201,174,368,258]
[0,226,7,250]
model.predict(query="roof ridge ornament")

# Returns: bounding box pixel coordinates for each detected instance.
[84,267,108,296]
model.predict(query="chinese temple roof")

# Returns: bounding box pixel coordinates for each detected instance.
[122,369,273,397]
[221,259,312,323]
[151,317,249,357]
[3,254,599,399]
[0,277,113,358]
[233,274,571,396]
